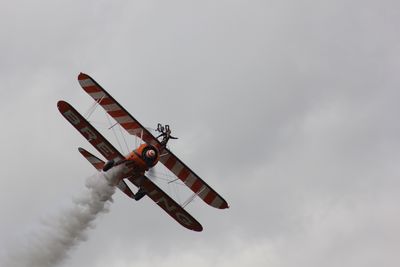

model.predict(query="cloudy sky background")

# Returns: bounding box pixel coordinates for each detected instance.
[1,0,400,266]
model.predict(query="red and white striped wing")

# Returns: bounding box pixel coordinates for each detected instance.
[78,147,135,199]
[78,73,159,147]
[78,73,229,209]
[58,100,124,162]
[129,176,203,232]
[158,150,229,209]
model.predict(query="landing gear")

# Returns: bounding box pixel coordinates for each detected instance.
[102,160,115,171]
[156,123,178,147]
[134,187,146,201]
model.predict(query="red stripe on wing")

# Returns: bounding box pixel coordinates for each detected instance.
[99,98,114,105]
[204,191,217,204]
[164,156,177,169]
[84,86,101,93]
[178,168,190,181]
[108,109,126,117]
[191,180,203,193]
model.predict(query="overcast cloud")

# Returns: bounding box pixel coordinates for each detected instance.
[1,1,400,266]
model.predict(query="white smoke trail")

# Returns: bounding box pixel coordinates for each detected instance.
[2,166,123,267]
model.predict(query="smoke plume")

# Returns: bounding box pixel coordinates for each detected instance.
[1,166,123,267]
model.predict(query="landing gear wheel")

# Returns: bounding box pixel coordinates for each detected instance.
[134,188,146,201]
[102,160,115,172]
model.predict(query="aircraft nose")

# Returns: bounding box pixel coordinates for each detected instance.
[146,150,156,158]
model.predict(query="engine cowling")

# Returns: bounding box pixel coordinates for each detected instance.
[140,145,159,167]
[125,143,160,171]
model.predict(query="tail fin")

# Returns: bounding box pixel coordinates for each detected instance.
[78,147,135,199]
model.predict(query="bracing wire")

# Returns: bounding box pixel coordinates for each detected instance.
[84,96,105,120]
[84,101,98,119]
[118,123,130,153]
[105,112,124,154]
[162,164,182,205]
[173,178,182,205]
[148,172,185,185]
[182,193,197,208]
[147,166,197,208]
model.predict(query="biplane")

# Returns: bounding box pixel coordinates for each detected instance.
[57,73,228,232]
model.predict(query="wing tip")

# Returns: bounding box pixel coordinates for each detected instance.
[78,147,89,157]
[78,72,89,80]
[221,202,229,209]
[57,100,69,112]
[193,225,203,232]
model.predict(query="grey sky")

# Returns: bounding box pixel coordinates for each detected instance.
[1,1,400,266]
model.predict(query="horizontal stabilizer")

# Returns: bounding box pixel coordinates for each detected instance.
[78,147,135,199]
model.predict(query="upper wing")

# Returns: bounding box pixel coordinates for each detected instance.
[78,73,158,147]
[78,147,135,199]
[58,100,202,231]
[78,73,229,209]
[58,100,124,162]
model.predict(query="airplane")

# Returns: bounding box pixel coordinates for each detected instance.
[57,73,229,232]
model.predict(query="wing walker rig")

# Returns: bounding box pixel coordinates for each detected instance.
[57,73,229,232]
